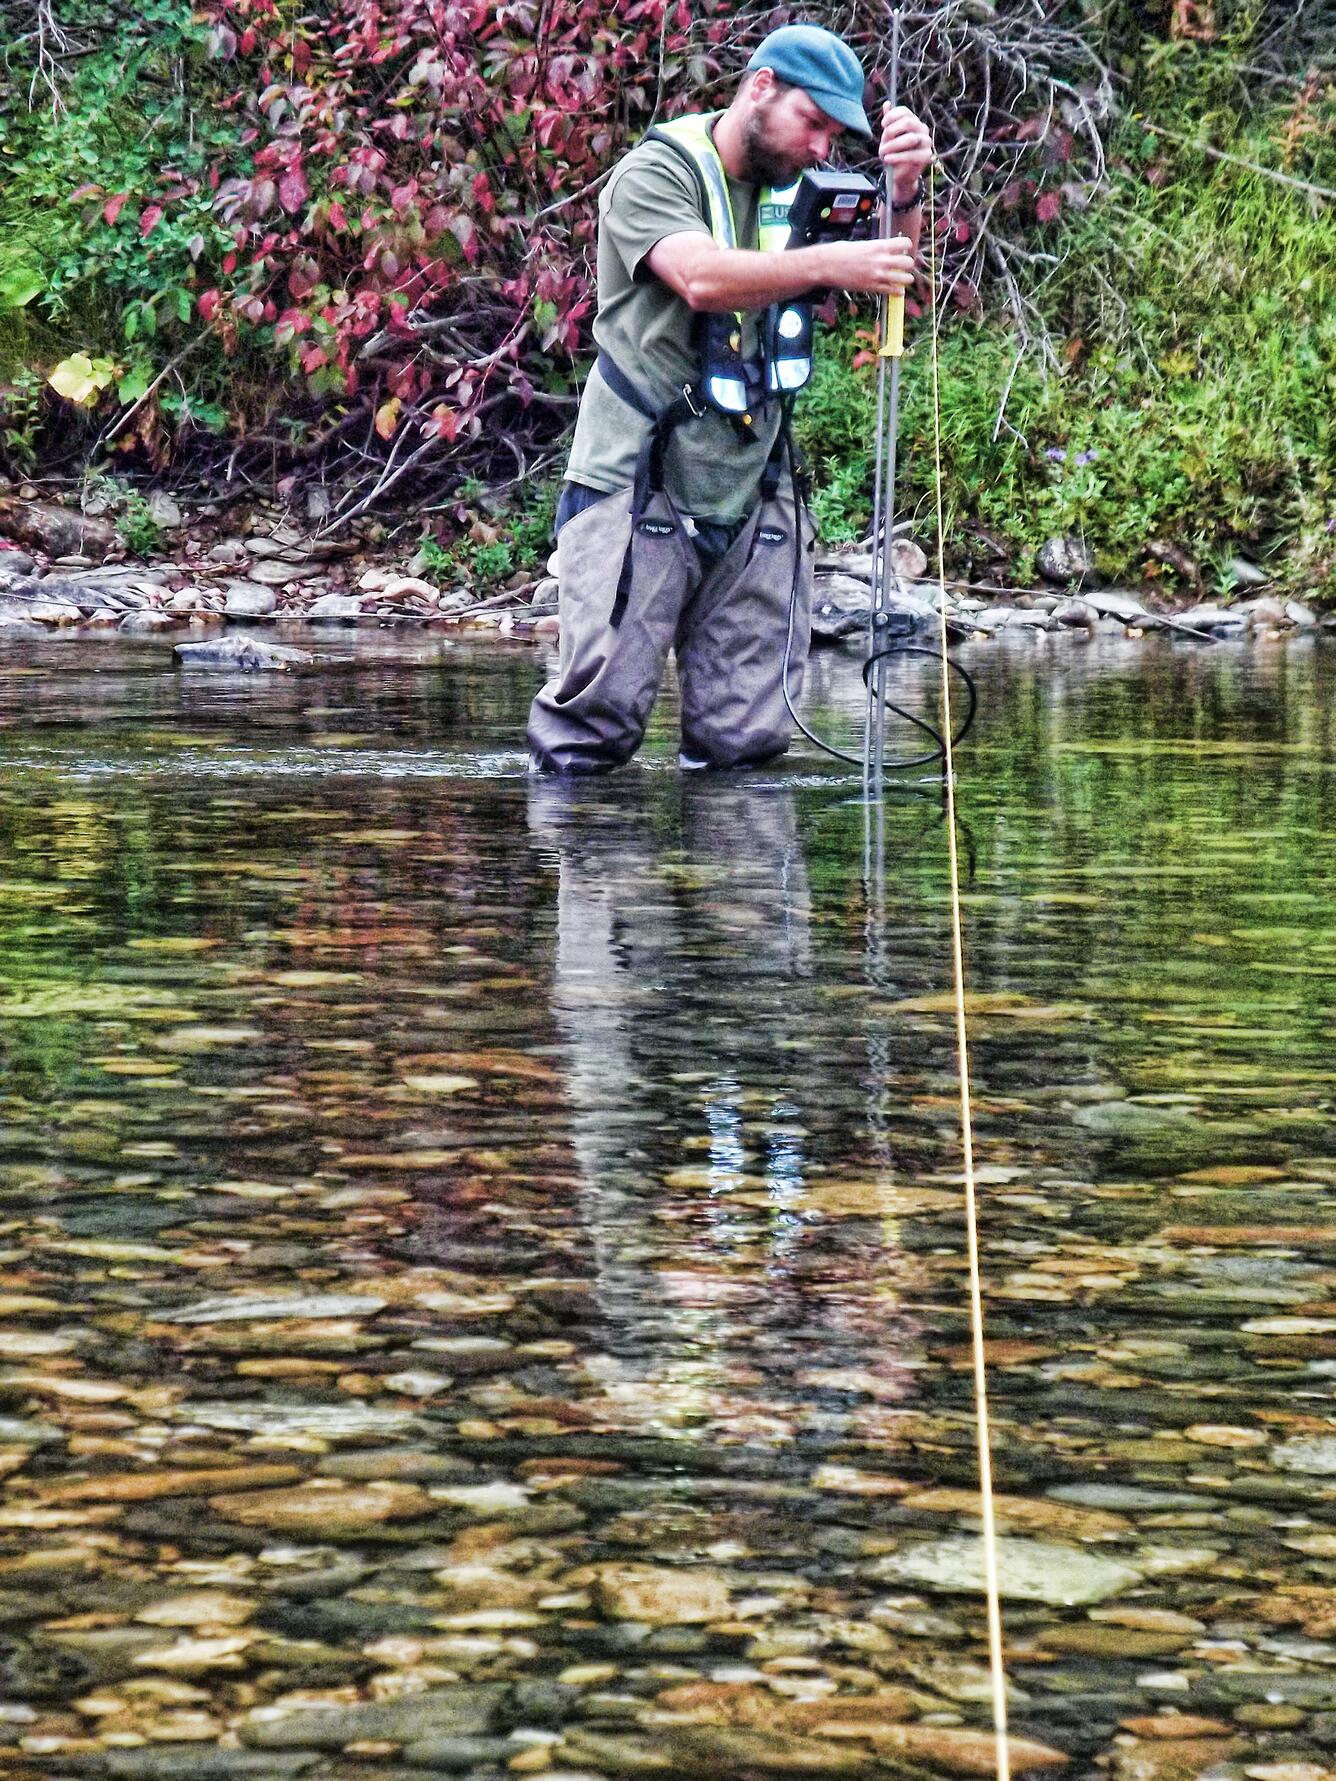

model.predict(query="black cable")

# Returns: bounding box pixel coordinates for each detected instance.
[777,403,977,773]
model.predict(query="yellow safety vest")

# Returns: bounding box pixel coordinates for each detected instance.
[647,114,808,420]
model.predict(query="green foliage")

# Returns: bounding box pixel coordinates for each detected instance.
[82,473,164,558]
[418,478,559,589]
[795,102,1335,596]
[0,0,239,460]
[0,368,44,474]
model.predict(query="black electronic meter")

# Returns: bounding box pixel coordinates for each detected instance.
[782,169,879,249]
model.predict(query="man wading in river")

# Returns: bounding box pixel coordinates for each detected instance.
[527,24,933,774]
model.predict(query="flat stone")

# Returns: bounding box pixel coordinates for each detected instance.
[380,575,438,600]
[0,494,119,560]
[563,1724,876,1774]
[1052,597,1097,627]
[103,1752,318,1778]
[870,1726,1069,1774]
[165,588,209,613]
[239,1683,508,1748]
[135,1591,256,1627]
[1036,1625,1192,1658]
[1225,557,1269,587]
[1111,1739,1243,1781]
[247,556,323,584]
[25,600,83,625]
[1273,1437,1336,1475]
[1201,1674,1336,1709]
[1122,1717,1234,1739]
[172,1292,385,1325]
[171,1400,422,1439]
[872,1537,1143,1605]
[222,582,280,616]
[1086,591,1154,624]
[902,1489,1128,1540]
[581,1563,732,1624]
[174,636,311,672]
[34,1463,303,1504]
[40,1625,176,1685]
[119,610,178,633]
[655,1683,920,1730]
[305,592,366,620]
[1048,1484,1217,1513]
[1286,600,1318,627]
[813,572,873,609]
[209,1479,434,1534]
[1179,604,1247,633]
[146,492,183,528]
[207,540,252,565]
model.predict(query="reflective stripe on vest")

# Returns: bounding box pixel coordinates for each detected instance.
[650,115,796,254]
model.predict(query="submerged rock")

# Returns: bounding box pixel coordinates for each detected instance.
[1273,1437,1336,1475]
[174,635,312,672]
[238,1682,508,1747]
[208,1479,435,1534]
[873,1537,1144,1605]
[581,1563,732,1624]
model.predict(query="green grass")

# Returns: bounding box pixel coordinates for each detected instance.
[796,104,1335,598]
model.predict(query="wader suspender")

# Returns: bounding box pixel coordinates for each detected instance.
[599,116,802,627]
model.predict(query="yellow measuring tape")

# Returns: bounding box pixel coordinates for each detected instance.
[925,163,1012,1781]
[880,291,906,360]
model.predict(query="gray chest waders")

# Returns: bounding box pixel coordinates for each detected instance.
[525,360,816,773]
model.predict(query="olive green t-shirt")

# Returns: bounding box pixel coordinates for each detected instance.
[566,118,784,525]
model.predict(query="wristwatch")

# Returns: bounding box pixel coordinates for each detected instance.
[890,175,926,213]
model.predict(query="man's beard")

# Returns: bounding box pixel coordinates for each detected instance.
[739,108,805,186]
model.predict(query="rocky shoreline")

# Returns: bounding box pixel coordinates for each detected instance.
[0,495,1327,656]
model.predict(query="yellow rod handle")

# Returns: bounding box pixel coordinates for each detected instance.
[880,292,905,359]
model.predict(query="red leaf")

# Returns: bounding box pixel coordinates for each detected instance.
[139,204,163,238]
[278,163,309,215]
[103,193,131,226]
[222,251,237,275]
[301,345,328,373]
[198,289,221,323]
[1035,190,1062,223]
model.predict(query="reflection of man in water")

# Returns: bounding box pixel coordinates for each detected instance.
[528,776,814,1427]
[527,776,921,1443]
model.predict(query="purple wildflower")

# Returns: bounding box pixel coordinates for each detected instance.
[1075,449,1099,466]
[1044,447,1067,463]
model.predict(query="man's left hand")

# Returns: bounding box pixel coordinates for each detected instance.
[880,104,933,206]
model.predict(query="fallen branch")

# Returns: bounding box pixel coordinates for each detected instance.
[1138,118,1336,199]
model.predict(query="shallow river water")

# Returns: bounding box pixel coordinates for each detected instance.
[0,630,1334,1781]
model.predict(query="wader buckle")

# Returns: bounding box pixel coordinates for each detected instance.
[681,382,707,420]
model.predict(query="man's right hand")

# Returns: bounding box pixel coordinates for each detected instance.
[816,236,916,296]
[648,230,917,313]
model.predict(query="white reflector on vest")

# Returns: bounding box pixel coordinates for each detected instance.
[766,302,812,393]
[707,374,750,413]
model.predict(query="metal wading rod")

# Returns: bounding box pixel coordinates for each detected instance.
[863,8,907,801]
